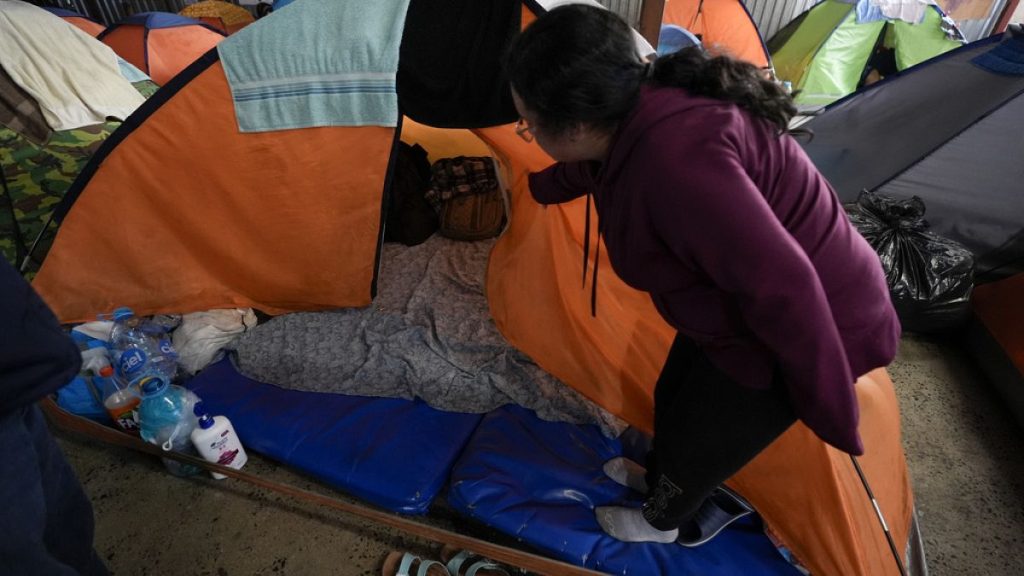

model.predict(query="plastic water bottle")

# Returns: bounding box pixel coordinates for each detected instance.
[137,376,203,477]
[108,307,178,386]
[142,315,181,366]
[190,402,248,480]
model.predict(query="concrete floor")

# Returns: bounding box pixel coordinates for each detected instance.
[55,333,1024,576]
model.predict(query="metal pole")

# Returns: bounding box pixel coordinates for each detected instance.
[850,455,908,576]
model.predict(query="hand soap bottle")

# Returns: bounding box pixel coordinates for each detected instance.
[189,402,248,479]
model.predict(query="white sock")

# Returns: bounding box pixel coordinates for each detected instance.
[595,506,679,543]
[602,457,649,492]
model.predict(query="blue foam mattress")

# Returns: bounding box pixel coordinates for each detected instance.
[186,356,483,514]
[447,405,802,575]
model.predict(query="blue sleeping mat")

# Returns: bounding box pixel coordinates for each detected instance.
[447,405,803,575]
[186,356,483,514]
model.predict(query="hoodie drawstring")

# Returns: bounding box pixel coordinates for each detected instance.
[582,192,601,317]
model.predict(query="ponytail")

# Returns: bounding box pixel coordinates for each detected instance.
[650,48,796,134]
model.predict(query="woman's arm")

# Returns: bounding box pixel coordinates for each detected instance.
[528,160,601,205]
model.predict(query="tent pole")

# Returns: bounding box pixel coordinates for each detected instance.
[0,161,28,268]
[20,210,54,275]
[638,0,665,50]
[992,0,1021,36]
[850,455,908,576]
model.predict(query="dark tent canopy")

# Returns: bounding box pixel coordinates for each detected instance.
[799,28,1024,281]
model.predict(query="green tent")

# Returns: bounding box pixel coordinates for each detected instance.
[768,0,964,107]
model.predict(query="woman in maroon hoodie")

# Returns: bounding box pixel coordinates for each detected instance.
[506,5,900,546]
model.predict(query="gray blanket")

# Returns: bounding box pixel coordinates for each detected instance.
[233,235,626,437]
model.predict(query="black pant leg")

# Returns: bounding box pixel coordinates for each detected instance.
[644,333,698,490]
[0,404,108,576]
[642,336,797,531]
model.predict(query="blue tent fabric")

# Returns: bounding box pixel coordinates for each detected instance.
[185,356,483,514]
[657,25,702,57]
[124,12,215,30]
[447,405,803,575]
[972,28,1024,76]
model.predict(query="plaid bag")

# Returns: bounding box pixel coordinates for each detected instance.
[426,156,506,241]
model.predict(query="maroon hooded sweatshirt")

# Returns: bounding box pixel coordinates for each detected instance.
[528,86,900,455]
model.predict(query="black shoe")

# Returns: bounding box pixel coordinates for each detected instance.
[676,485,755,547]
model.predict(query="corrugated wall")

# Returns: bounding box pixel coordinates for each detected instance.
[31,0,1010,42]
[744,0,819,40]
[599,0,644,26]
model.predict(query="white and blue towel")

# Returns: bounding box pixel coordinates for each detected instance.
[218,0,411,132]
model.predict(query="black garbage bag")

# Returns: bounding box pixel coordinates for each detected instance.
[844,191,974,333]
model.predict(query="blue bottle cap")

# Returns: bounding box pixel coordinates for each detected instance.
[139,376,168,397]
[112,307,135,321]
[193,402,215,429]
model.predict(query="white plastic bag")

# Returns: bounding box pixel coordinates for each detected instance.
[172,309,257,374]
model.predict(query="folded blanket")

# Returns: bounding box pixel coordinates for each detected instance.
[218,0,411,132]
[0,1,145,131]
[233,236,626,437]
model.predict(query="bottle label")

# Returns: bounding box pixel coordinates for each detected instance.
[158,338,178,360]
[207,433,240,466]
[104,390,141,433]
[119,349,147,377]
[217,448,240,467]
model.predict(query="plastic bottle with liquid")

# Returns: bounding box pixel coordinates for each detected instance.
[190,402,248,480]
[97,365,141,433]
[137,376,203,477]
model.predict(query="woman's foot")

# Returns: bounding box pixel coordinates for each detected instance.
[595,506,679,543]
[602,457,648,492]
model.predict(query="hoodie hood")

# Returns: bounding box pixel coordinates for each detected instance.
[601,86,723,183]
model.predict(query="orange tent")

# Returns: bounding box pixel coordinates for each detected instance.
[98,12,225,86]
[33,2,914,574]
[42,6,106,37]
[662,0,770,68]
[179,0,256,35]
[969,274,1024,429]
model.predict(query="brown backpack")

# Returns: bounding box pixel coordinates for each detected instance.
[425,156,506,241]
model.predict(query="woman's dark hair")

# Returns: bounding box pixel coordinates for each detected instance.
[505,5,796,135]
[506,5,644,137]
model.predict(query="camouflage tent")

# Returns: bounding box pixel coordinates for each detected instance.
[0,122,117,274]
[0,2,158,276]
[0,73,157,276]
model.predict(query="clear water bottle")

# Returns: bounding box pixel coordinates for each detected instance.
[142,315,181,366]
[108,307,178,386]
[137,376,203,477]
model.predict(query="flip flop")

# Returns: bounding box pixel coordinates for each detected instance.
[382,551,451,576]
[440,545,513,576]
[676,485,755,548]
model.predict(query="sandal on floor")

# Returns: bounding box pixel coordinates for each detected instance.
[382,551,451,576]
[440,545,513,576]
[676,485,755,548]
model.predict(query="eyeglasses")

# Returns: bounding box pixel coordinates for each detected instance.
[515,117,536,143]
